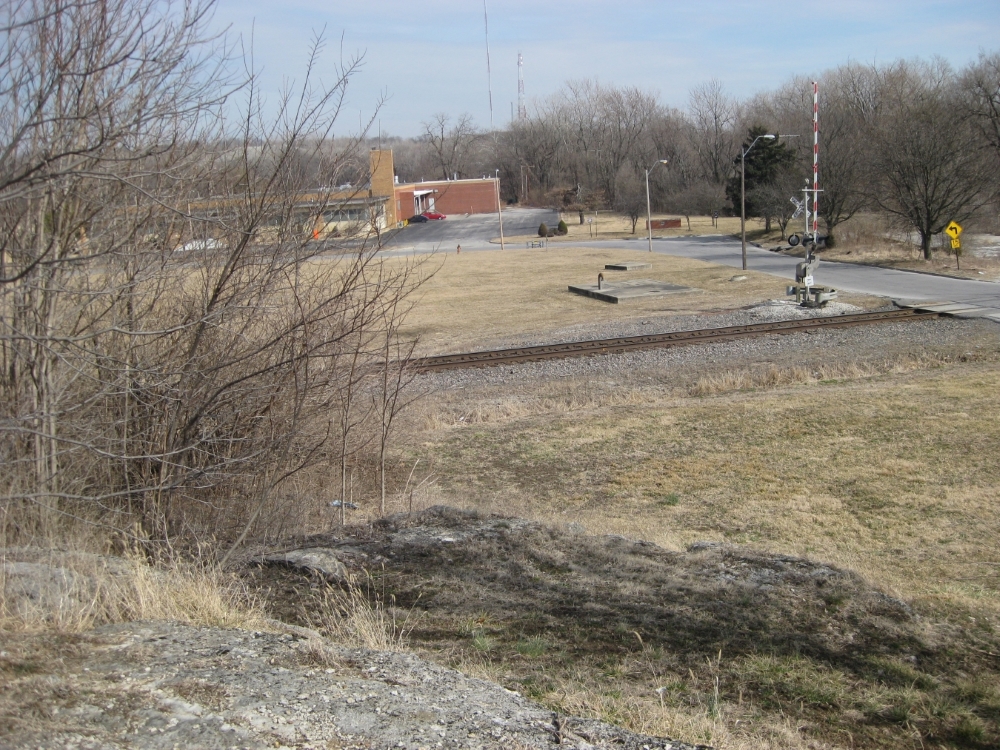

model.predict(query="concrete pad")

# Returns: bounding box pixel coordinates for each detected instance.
[568,278,695,303]
[952,307,1000,319]
[604,261,652,271]
[892,299,952,309]
[914,303,984,313]
[894,299,1000,322]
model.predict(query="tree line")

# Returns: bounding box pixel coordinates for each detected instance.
[392,55,1000,258]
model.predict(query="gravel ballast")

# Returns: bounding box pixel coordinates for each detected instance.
[418,302,1000,391]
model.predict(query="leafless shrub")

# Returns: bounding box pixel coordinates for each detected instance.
[0,0,427,558]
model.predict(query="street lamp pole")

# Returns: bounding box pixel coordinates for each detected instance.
[645,159,669,253]
[740,135,774,271]
[740,134,797,270]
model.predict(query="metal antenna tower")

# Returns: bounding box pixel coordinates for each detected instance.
[517,52,526,120]
[484,1,494,130]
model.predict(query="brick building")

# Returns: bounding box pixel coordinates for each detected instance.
[368,149,500,224]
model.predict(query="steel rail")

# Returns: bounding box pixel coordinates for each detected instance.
[412,309,940,372]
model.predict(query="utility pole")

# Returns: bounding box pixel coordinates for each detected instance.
[645,159,669,252]
[484,1,494,131]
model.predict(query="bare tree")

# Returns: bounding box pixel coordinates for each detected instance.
[861,60,993,258]
[688,80,740,187]
[558,80,660,205]
[422,113,484,180]
[613,166,646,233]
[749,73,869,245]
[371,262,423,515]
[960,52,1000,169]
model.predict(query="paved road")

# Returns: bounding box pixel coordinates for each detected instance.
[380,207,559,255]
[588,235,1000,312]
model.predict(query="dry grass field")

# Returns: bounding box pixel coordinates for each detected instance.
[365,245,1000,749]
[399,247,881,355]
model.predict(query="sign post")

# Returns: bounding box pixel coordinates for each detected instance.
[945,221,963,269]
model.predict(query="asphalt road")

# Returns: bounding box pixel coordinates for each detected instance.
[380,207,559,254]
[579,234,1000,311]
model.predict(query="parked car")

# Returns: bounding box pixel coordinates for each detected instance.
[422,211,447,220]
[407,214,428,224]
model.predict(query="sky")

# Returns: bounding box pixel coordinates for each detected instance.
[211,0,1000,137]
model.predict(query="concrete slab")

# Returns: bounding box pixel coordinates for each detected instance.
[568,278,695,303]
[914,303,984,313]
[892,299,953,309]
[894,298,1000,322]
[952,307,1000,319]
[605,261,652,271]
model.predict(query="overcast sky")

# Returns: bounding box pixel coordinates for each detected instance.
[212,0,1000,137]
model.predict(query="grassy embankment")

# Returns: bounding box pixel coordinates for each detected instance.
[383,245,1000,749]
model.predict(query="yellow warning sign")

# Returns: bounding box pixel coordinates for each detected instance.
[945,221,963,240]
[951,237,962,250]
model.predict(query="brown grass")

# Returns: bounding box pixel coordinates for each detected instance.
[389,300,1000,750]
[687,352,949,396]
[303,574,420,652]
[0,549,267,634]
[333,244,1000,748]
[394,247,882,355]
[414,362,1000,613]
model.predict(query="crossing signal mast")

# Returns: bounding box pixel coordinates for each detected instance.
[812,81,820,246]
[517,53,527,120]
[787,81,837,308]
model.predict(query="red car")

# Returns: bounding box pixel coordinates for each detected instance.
[422,212,447,220]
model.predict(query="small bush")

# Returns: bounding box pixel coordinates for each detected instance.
[472,632,495,652]
[516,637,548,657]
[538,222,548,237]
[557,219,568,235]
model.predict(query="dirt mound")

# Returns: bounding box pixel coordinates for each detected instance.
[246,507,1000,749]
[259,506,923,666]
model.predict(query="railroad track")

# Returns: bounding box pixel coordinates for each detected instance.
[412,308,941,372]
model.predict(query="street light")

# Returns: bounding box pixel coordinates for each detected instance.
[740,135,774,270]
[645,159,669,253]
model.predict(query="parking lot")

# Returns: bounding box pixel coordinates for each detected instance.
[381,207,559,252]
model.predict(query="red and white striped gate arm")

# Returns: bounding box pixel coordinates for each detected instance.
[812,81,819,240]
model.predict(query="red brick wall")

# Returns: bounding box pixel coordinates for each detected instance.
[395,180,499,219]
[395,189,414,221]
